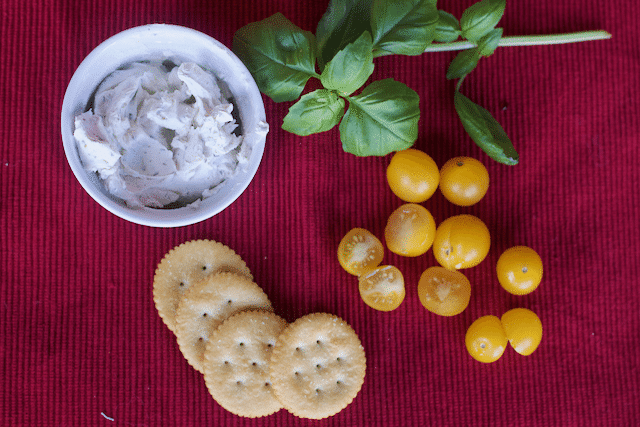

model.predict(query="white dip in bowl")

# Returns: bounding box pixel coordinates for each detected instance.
[61,24,268,227]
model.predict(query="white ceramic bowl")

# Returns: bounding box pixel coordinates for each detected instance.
[61,24,268,227]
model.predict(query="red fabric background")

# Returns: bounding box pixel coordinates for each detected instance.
[1,0,639,425]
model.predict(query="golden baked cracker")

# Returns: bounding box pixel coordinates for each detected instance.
[203,310,287,418]
[153,239,252,333]
[174,272,272,373]
[269,313,366,420]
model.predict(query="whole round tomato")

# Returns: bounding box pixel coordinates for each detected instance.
[337,228,384,276]
[500,308,543,356]
[496,246,543,295]
[358,265,406,311]
[439,157,489,206]
[465,315,508,363]
[432,214,491,270]
[384,203,436,257]
[386,149,440,203]
[417,266,471,316]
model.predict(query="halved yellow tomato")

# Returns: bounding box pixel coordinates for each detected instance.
[417,267,471,316]
[337,228,385,276]
[358,265,405,312]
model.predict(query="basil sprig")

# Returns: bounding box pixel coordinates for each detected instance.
[234,0,435,157]
[233,0,608,164]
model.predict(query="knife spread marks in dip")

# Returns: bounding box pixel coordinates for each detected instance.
[73,59,254,208]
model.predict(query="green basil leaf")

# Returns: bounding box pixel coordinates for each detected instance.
[233,13,317,103]
[316,0,373,70]
[446,48,481,80]
[320,31,374,95]
[454,90,519,165]
[370,0,439,57]
[434,10,461,43]
[282,89,346,136]
[460,0,506,43]
[477,27,503,57]
[339,79,420,156]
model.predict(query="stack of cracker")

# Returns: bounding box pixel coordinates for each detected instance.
[153,239,366,420]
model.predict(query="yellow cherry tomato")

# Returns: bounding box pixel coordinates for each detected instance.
[337,228,384,276]
[417,267,471,316]
[496,246,543,295]
[386,149,440,203]
[500,308,543,356]
[465,315,508,363]
[432,214,491,270]
[358,265,405,312]
[439,157,490,206]
[384,203,436,257]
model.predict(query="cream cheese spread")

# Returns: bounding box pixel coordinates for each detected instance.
[73,60,251,208]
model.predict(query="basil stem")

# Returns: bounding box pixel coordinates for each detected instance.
[423,30,612,52]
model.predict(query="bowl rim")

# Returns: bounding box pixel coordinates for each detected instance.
[60,23,267,227]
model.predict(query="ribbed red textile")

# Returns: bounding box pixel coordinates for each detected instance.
[1,0,638,425]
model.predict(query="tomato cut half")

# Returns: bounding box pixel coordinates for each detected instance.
[337,228,384,276]
[417,267,471,316]
[358,265,405,312]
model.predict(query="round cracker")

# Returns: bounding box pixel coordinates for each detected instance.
[269,313,366,419]
[175,272,272,373]
[203,310,287,418]
[153,240,252,333]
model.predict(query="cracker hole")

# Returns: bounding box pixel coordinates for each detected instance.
[316,340,321,345]
[295,347,301,352]
[267,343,273,348]
[239,342,245,347]
[315,388,321,394]
[224,361,229,365]
[201,265,207,271]
[336,357,342,362]
[227,300,233,305]
[179,282,185,287]
[316,364,322,369]
[236,381,242,386]
[198,337,203,342]
[264,382,270,387]
[294,371,300,376]
[252,362,257,366]
[202,313,207,317]
[337,380,343,385]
